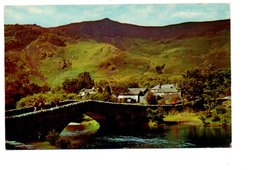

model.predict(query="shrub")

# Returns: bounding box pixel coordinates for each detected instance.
[199,115,209,126]
[46,129,60,145]
[146,108,164,123]
[220,108,231,125]
[87,93,109,101]
[146,91,157,104]
[212,113,221,122]
[62,71,94,93]
[155,64,166,74]
[199,115,206,124]
[66,93,80,100]
[16,92,80,109]
[55,138,71,149]
[215,106,226,114]
[16,93,46,109]
[211,105,227,122]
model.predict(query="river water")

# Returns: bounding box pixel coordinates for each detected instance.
[79,124,231,149]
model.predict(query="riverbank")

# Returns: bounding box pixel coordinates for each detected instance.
[163,110,231,126]
[163,112,202,125]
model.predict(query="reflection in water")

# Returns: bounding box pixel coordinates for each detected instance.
[79,124,231,149]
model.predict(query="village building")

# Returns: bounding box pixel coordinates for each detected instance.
[118,88,148,103]
[151,84,182,104]
[78,87,97,99]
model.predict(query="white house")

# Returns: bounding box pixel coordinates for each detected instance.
[151,84,182,104]
[78,87,97,99]
[118,88,148,103]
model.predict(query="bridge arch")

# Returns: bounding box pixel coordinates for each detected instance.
[5,100,176,142]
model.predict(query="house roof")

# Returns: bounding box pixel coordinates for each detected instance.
[156,88,178,93]
[152,84,177,90]
[151,84,178,93]
[128,88,147,95]
[80,88,93,93]
[119,88,148,96]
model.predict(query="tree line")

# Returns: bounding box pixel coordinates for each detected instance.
[9,64,231,112]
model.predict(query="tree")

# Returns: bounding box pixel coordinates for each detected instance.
[76,72,94,90]
[62,78,78,93]
[218,68,231,96]
[146,108,164,123]
[62,71,94,93]
[155,64,166,74]
[104,85,112,95]
[110,83,129,96]
[46,129,59,145]
[179,66,231,113]
[5,77,50,110]
[179,69,206,103]
[127,82,139,88]
[146,91,157,104]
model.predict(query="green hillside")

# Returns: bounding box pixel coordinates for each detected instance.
[4,19,230,109]
[36,31,230,87]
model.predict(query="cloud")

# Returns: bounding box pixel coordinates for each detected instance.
[26,6,46,14]
[4,4,230,27]
[4,7,22,21]
[174,11,202,18]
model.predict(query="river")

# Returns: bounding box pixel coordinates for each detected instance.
[78,124,231,149]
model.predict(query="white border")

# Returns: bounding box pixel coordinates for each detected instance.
[2,0,260,170]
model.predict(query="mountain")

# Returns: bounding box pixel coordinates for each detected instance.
[5,18,230,108]
[51,18,229,38]
[50,18,230,49]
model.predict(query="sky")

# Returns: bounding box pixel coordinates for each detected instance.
[4,3,230,27]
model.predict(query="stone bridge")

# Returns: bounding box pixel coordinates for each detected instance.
[5,100,178,142]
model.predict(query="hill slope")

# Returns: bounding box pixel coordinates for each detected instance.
[5,18,230,108]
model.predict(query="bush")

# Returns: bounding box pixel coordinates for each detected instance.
[62,71,94,93]
[146,91,157,104]
[212,113,221,122]
[211,105,227,122]
[86,93,110,101]
[16,93,46,109]
[146,108,164,123]
[220,108,231,125]
[215,106,226,114]
[55,138,71,149]
[16,92,80,109]
[66,93,80,100]
[155,64,166,74]
[199,115,209,126]
[199,115,206,123]
[46,129,60,145]
[110,83,129,96]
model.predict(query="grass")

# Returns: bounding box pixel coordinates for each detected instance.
[81,115,100,133]
[28,141,56,149]
[41,40,116,86]
[6,24,230,89]
[40,32,229,88]
[163,111,202,125]
[163,102,231,127]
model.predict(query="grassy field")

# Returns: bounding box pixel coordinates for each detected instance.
[163,111,203,125]
[37,32,229,89]
[163,104,231,126]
